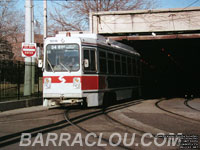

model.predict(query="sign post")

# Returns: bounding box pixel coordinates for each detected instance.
[24,0,33,96]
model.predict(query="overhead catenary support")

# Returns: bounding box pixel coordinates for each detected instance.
[44,0,47,39]
[24,0,33,96]
[89,11,93,33]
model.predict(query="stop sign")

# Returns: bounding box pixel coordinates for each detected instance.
[22,43,37,57]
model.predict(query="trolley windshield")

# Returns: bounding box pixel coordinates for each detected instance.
[46,44,80,72]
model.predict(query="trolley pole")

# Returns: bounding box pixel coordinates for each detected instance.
[24,0,33,96]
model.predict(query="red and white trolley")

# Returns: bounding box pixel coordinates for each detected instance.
[42,32,141,107]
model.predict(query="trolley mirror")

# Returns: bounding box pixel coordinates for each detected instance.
[38,59,43,68]
[84,59,89,68]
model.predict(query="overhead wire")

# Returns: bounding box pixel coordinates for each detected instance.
[183,0,200,10]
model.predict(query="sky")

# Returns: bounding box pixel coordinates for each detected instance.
[15,0,200,22]
[158,0,200,9]
[15,0,200,32]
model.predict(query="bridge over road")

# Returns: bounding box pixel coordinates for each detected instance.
[90,7,200,40]
[90,7,200,98]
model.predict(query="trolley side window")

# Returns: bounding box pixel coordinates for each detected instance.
[90,50,96,71]
[99,50,107,73]
[122,56,127,75]
[136,57,140,76]
[132,57,136,75]
[127,57,132,75]
[83,48,96,72]
[108,53,114,74]
[115,54,121,74]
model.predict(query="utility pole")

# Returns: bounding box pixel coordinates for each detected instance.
[44,0,47,39]
[24,0,33,96]
[31,0,35,94]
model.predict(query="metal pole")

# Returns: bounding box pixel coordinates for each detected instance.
[24,0,32,96]
[44,0,47,39]
[89,11,93,33]
[31,0,35,95]
[17,62,20,100]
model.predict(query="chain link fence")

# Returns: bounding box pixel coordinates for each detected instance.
[0,60,43,101]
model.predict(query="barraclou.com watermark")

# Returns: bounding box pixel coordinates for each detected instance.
[19,132,190,148]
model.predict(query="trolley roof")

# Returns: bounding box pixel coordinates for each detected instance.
[55,31,140,56]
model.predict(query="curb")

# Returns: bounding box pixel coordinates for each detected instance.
[0,97,43,112]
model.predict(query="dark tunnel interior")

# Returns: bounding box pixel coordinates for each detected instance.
[123,38,200,99]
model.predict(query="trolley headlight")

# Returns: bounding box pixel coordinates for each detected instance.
[73,77,80,89]
[44,78,51,89]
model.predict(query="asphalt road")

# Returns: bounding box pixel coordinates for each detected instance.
[0,98,199,150]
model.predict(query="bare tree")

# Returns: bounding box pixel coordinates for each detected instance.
[0,1,24,60]
[49,0,158,33]
[0,1,24,39]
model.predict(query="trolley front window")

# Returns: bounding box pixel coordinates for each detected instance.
[46,44,80,72]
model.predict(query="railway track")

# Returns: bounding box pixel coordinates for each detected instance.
[102,103,146,135]
[184,98,200,112]
[1,98,187,149]
[0,99,142,149]
[0,107,75,148]
[63,100,146,150]
[155,99,200,123]
[62,99,167,150]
